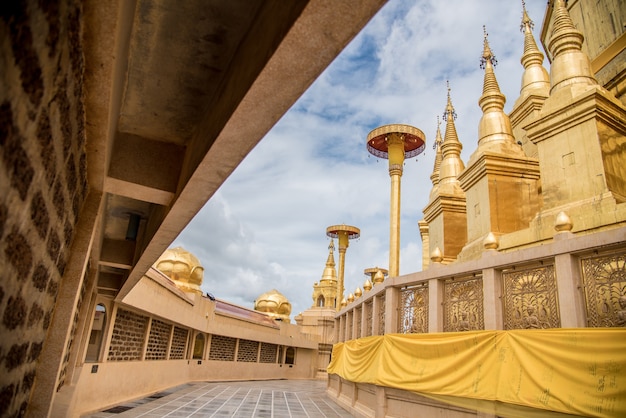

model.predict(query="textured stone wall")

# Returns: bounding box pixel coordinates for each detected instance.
[145,319,171,361]
[236,339,259,363]
[108,309,148,362]
[259,343,278,363]
[169,326,188,360]
[208,335,236,361]
[0,0,86,416]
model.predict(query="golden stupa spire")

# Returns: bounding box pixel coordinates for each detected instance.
[320,239,337,282]
[518,0,549,98]
[547,0,596,93]
[438,81,465,194]
[475,26,519,155]
[429,116,443,200]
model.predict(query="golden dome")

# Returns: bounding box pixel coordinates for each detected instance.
[347,293,354,303]
[154,247,204,295]
[363,279,372,292]
[355,287,363,298]
[254,289,292,322]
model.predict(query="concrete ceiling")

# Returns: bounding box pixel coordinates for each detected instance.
[82,0,388,299]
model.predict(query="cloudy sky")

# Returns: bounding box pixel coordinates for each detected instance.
[172,0,550,317]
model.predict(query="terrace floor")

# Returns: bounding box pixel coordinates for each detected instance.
[82,379,353,418]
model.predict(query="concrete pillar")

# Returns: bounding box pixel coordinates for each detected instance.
[482,268,503,330]
[428,278,444,332]
[555,252,586,327]
[384,287,400,334]
[372,295,381,335]
[29,192,103,418]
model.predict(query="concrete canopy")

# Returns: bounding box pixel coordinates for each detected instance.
[82,0,389,300]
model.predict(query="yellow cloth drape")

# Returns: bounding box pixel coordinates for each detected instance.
[327,329,626,417]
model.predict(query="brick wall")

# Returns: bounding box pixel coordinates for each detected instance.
[145,319,171,361]
[208,335,236,361]
[169,326,188,360]
[0,0,86,416]
[236,339,259,363]
[108,309,148,362]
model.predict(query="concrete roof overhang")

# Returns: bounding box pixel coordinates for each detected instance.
[83,0,388,299]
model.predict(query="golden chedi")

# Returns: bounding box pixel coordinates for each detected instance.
[254,289,292,322]
[154,247,204,295]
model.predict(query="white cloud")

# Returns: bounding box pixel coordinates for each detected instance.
[173,0,550,317]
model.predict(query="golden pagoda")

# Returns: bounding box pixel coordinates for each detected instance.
[311,240,339,308]
[422,83,467,265]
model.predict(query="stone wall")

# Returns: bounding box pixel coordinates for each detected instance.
[0,0,86,416]
[107,309,148,362]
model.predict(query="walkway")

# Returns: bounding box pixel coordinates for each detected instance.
[83,379,353,418]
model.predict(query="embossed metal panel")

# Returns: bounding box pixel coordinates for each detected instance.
[399,284,429,334]
[581,252,626,327]
[443,276,484,332]
[502,264,560,329]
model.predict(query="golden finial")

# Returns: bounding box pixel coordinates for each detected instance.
[480,25,497,69]
[433,116,442,150]
[554,211,573,232]
[430,247,443,263]
[520,0,534,32]
[328,239,335,251]
[483,232,499,250]
[443,80,457,121]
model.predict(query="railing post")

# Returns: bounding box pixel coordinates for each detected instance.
[482,268,503,330]
[428,278,443,332]
[555,253,585,327]
[384,287,400,334]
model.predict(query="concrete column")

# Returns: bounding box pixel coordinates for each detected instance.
[372,295,381,335]
[482,268,503,330]
[384,286,400,334]
[29,192,103,418]
[428,278,444,332]
[361,304,368,337]
[555,252,586,327]
[375,386,387,417]
[352,309,359,340]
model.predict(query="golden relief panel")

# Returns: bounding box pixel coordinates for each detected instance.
[378,294,386,335]
[443,276,484,332]
[365,300,373,337]
[581,251,626,327]
[502,264,560,330]
[399,284,428,334]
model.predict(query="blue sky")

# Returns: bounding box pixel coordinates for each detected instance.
[172,0,550,318]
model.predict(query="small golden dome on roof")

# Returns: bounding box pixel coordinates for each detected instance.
[254,289,292,322]
[340,297,347,307]
[347,293,354,303]
[154,247,204,295]
[363,279,372,292]
[354,287,362,298]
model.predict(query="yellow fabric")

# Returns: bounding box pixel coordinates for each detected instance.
[327,329,626,417]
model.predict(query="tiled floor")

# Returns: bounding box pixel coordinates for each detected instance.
[83,380,353,418]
